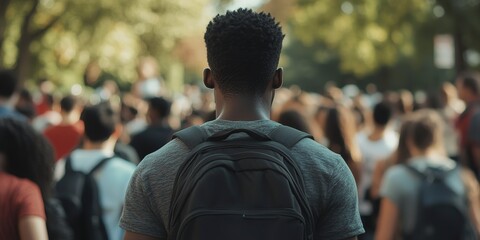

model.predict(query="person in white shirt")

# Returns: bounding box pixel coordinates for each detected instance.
[55,102,136,240]
[356,101,398,239]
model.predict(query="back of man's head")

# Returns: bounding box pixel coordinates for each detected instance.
[204,8,284,97]
[459,71,480,96]
[80,102,118,142]
[0,70,19,99]
[148,97,171,119]
[373,101,392,127]
[60,95,78,113]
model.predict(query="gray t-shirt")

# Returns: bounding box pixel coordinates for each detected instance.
[380,157,464,234]
[120,119,364,239]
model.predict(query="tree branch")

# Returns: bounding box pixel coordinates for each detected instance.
[21,0,40,37]
[31,14,63,39]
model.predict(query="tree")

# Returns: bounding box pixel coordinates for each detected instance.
[0,0,211,88]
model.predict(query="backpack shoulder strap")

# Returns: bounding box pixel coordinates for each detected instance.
[405,162,459,181]
[172,126,208,150]
[268,125,314,149]
[88,156,116,175]
[64,155,73,173]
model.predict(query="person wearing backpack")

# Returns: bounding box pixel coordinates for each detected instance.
[55,102,136,240]
[120,8,364,240]
[375,109,480,240]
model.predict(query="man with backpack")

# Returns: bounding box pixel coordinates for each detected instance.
[120,9,364,240]
[55,102,136,240]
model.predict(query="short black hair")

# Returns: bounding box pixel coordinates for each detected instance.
[204,8,284,97]
[80,102,118,142]
[373,102,392,126]
[60,95,78,113]
[148,97,171,119]
[459,71,480,95]
[0,69,19,98]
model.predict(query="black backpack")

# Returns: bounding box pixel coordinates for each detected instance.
[168,125,315,240]
[405,164,477,240]
[55,156,114,240]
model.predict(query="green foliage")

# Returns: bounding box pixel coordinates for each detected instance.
[292,0,433,76]
[0,0,212,89]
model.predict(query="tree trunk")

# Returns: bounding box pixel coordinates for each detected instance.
[0,0,12,67]
[13,34,33,87]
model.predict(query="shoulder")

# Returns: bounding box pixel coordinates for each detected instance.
[134,138,190,179]
[1,173,39,193]
[292,138,345,172]
[107,157,136,173]
[384,164,409,180]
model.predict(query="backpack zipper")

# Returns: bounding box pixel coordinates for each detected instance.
[177,208,306,239]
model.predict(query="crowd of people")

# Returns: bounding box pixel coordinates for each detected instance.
[1,8,480,240]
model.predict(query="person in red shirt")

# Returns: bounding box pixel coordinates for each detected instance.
[0,118,54,240]
[44,95,84,161]
[0,172,47,240]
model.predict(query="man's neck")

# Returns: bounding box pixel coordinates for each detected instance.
[368,126,386,141]
[82,138,115,152]
[61,112,78,125]
[217,96,271,121]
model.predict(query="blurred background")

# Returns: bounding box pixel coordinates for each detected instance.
[2,0,480,93]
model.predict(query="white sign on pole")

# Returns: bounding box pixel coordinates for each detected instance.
[434,34,455,69]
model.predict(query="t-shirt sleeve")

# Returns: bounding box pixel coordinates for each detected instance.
[316,157,365,239]
[119,164,166,238]
[379,167,403,205]
[468,111,480,144]
[16,180,46,219]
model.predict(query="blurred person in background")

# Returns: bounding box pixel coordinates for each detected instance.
[0,70,26,121]
[425,88,460,160]
[356,101,398,240]
[55,102,136,240]
[44,95,84,162]
[455,71,480,180]
[324,105,362,185]
[130,97,174,161]
[32,93,61,132]
[277,109,312,134]
[0,118,73,240]
[375,110,480,240]
[132,57,166,99]
[15,88,36,122]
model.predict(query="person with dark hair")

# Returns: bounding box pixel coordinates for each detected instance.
[15,88,37,121]
[44,95,84,161]
[375,110,480,239]
[121,9,363,240]
[355,101,398,239]
[277,109,312,134]
[455,71,480,179]
[129,97,174,160]
[55,102,135,240]
[0,118,74,240]
[0,70,26,121]
[324,105,362,184]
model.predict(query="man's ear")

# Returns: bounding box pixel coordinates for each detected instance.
[272,68,283,89]
[203,68,214,89]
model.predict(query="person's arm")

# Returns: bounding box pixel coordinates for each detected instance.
[462,168,480,235]
[375,198,399,240]
[370,159,387,199]
[315,156,365,239]
[18,216,49,240]
[124,231,160,240]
